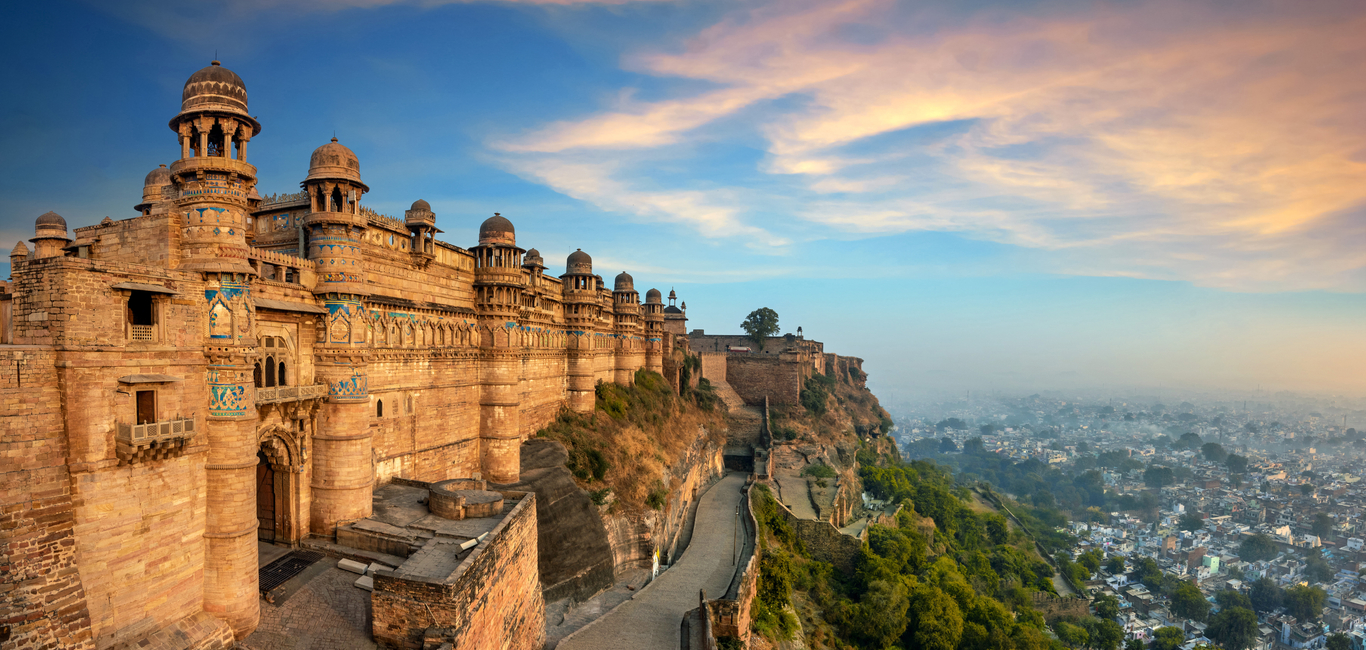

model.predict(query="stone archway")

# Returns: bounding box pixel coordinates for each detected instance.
[257,430,305,544]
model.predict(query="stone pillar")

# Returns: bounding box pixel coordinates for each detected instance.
[480,347,521,484]
[310,296,373,536]
[201,274,259,639]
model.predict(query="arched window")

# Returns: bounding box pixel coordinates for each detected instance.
[208,124,225,157]
[277,361,287,386]
[253,362,262,388]
[265,355,276,387]
[376,399,384,417]
[331,187,344,212]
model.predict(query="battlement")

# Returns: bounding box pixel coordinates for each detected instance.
[259,190,309,207]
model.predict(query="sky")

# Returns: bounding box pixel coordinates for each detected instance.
[2,0,1365,399]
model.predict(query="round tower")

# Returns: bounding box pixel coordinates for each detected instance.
[472,214,525,483]
[561,249,599,412]
[612,271,642,385]
[169,61,260,275]
[300,137,375,538]
[643,288,665,374]
[166,61,263,640]
[30,212,71,259]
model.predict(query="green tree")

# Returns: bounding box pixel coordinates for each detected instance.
[1094,593,1120,620]
[1306,552,1333,584]
[1056,622,1090,648]
[1327,633,1352,650]
[1301,483,1315,496]
[905,584,963,650]
[1087,618,1125,650]
[1105,555,1126,575]
[1207,607,1259,650]
[1248,577,1282,613]
[1239,534,1279,562]
[855,579,910,648]
[1126,638,1145,650]
[1153,626,1186,650]
[1135,556,1163,590]
[1226,454,1248,474]
[1079,549,1104,576]
[740,307,780,350]
[940,436,958,453]
[1284,584,1327,621]
[1179,512,1205,532]
[1145,466,1176,488]
[1171,580,1211,622]
[1312,513,1333,538]
[1201,443,1228,463]
[1215,590,1252,611]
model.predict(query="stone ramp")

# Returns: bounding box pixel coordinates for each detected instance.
[556,473,749,650]
[710,378,750,413]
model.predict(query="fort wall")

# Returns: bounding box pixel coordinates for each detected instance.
[371,492,544,650]
[725,355,806,406]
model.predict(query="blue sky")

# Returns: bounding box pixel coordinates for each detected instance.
[3,0,1365,397]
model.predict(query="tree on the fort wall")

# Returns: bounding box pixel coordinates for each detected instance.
[740,307,780,350]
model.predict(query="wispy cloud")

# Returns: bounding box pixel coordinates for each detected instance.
[494,0,1366,290]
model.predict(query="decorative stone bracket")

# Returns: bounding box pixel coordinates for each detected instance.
[115,417,196,464]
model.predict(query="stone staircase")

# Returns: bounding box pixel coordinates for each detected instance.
[709,378,749,413]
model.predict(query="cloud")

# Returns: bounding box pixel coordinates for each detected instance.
[496,0,1366,290]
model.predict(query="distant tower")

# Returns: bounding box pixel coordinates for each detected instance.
[612,271,642,385]
[643,288,665,374]
[472,213,525,483]
[134,164,171,216]
[663,288,687,335]
[561,249,599,412]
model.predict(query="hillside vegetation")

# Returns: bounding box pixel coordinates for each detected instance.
[750,457,1116,650]
[534,368,726,512]
[769,362,896,446]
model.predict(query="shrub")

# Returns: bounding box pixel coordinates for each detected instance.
[646,482,668,510]
[801,463,838,479]
[589,488,612,505]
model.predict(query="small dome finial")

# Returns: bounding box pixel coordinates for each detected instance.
[331,136,338,143]
[211,60,221,66]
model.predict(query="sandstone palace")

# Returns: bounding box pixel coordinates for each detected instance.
[0,61,696,650]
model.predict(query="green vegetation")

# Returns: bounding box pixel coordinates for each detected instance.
[535,368,725,511]
[1208,607,1258,650]
[1284,584,1328,621]
[1239,534,1279,563]
[801,463,838,479]
[740,307,780,350]
[802,372,836,416]
[750,458,1117,650]
[1152,626,1185,650]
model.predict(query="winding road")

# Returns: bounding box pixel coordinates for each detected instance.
[557,472,749,650]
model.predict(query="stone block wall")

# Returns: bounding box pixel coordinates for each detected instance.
[698,352,726,384]
[0,347,96,650]
[1031,592,1090,620]
[371,492,544,650]
[766,486,863,573]
[725,356,804,406]
[72,213,180,268]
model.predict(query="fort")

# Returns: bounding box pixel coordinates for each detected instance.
[0,60,696,650]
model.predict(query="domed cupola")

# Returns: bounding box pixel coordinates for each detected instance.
[614,271,634,292]
[566,249,593,275]
[30,211,71,259]
[305,137,366,189]
[645,288,662,304]
[523,248,545,270]
[136,164,172,214]
[170,60,260,136]
[478,213,516,246]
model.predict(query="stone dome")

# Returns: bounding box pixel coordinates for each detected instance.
[35,211,66,228]
[566,249,593,275]
[523,248,544,267]
[304,137,365,187]
[478,213,516,246]
[144,164,171,188]
[645,288,662,304]
[175,61,258,134]
[614,271,634,291]
[411,199,431,212]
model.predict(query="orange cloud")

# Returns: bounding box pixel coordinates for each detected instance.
[497,0,1366,290]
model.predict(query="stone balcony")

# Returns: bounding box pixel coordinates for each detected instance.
[116,417,196,464]
[255,384,327,405]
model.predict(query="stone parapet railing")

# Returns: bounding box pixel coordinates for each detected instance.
[115,417,196,464]
[255,384,327,405]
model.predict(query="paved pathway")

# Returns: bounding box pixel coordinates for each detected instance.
[240,566,377,650]
[558,472,749,650]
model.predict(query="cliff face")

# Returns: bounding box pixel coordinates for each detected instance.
[519,369,728,602]
[768,355,895,447]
